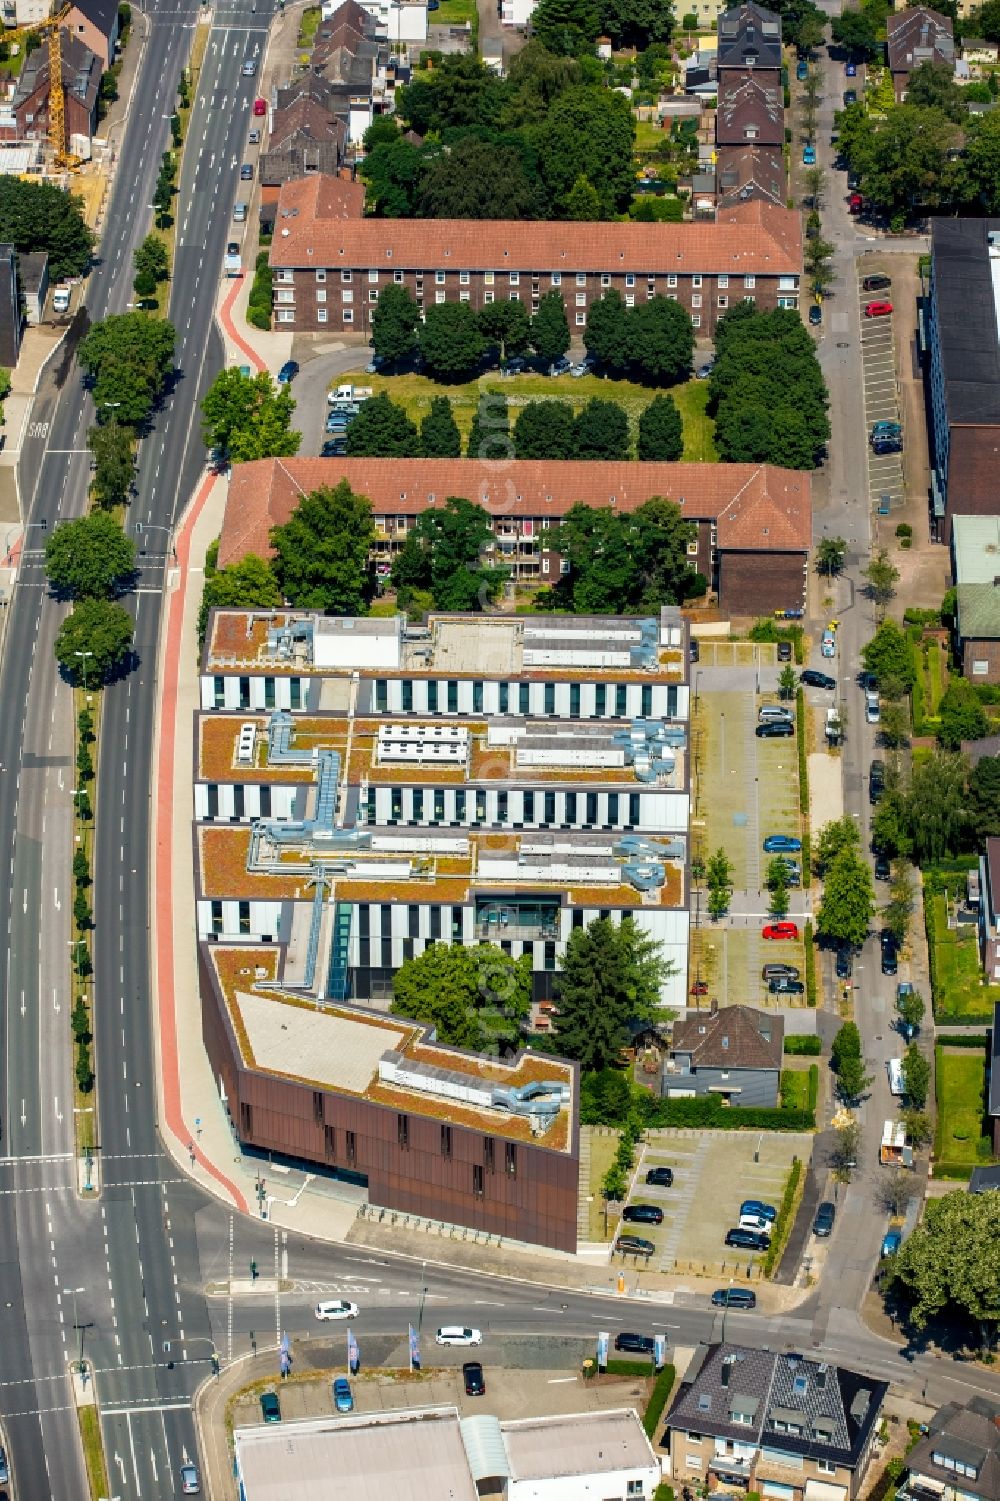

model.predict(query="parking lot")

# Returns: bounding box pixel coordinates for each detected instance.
[858,268,904,515]
[615,1129,810,1278]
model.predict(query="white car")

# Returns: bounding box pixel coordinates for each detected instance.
[315,1300,359,1321]
[435,1326,482,1347]
[821,630,837,658]
[865,691,881,725]
[242,59,257,76]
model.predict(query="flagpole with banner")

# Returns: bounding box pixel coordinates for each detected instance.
[409,1323,421,1373]
[348,1329,360,1376]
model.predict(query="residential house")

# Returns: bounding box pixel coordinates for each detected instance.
[925,219,1000,541]
[0,243,22,367]
[217,456,813,614]
[716,3,783,83]
[716,75,784,146]
[260,147,352,231]
[950,516,1000,682]
[717,143,785,210]
[898,1397,1000,1501]
[0,32,102,152]
[663,1002,784,1107]
[961,39,1000,63]
[887,7,956,102]
[266,176,802,338]
[665,1343,888,1501]
[978,852,1000,987]
[64,0,120,70]
[501,0,536,23]
[19,250,48,325]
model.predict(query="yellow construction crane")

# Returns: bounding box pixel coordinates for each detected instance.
[34,4,76,169]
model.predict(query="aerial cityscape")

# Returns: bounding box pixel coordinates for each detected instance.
[1,0,1000,1494]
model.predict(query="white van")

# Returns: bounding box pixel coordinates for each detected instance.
[886,1058,904,1097]
[52,286,71,314]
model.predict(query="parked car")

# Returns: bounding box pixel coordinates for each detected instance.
[315,1300,358,1321]
[181,1463,201,1494]
[277,360,299,384]
[835,947,853,980]
[871,420,901,439]
[463,1361,486,1395]
[0,1448,9,1484]
[52,286,71,314]
[436,1327,482,1347]
[763,921,799,940]
[864,300,893,318]
[763,835,801,854]
[689,638,700,663]
[615,1332,655,1353]
[690,979,709,996]
[696,360,715,379]
[762,963,800,981]
[796,59,808,80]
[759,705,794,723]
[503,356,527,376]
[846,59,857,75]
[757,721,794,738]
[813,1202,836,1237]
[332,1377,354,1413]
[548,356,572,376]
[865,690,881,724]
[862,273,892,293]
[801,669,836,689]
[809,304,822,326]
[240,163,254,180]
[570,357,596,377]
[712,1287,757,1308]
[869,761,886,801]
[260,1391,281,1422]
[803,144,816,165]
[322,439,348,457]
[249,127,261,144]
[725,1227,770,1251]
[872,437,902,456]
[739,1212,771,1232]
[880,930,899,975]
[233,202,248,222]
[769,978,805,995]
[777,639,793,661]
[875,852,891,881]
[843,89,857,105]
[622,1204,664,1225]
[821,630,837,658]
[645,1166,674,1186]
[849,192,864,214]
[615,1235,655,1255]
[253,95,267,114]
[881,1229,902,1258]
[740,1200,777,1222]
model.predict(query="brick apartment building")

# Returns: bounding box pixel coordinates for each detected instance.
[716,74,784,146]
[218,457,813,615]
[267,177,802,336]
[713,3,786,213]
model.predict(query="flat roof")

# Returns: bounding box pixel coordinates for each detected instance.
[502,1409,658,1480]
[235,988,410,1092]
[234,1409,479,1501]
[932,219,1000,428]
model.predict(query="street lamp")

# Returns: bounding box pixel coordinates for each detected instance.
[64,1285,87,1372]
[74,650,93,694]
[417,1259,427,1338]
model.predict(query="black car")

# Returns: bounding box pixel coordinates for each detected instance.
[689,638,700,663]
[240,163,254,180]
[463,1361,486,1396]
[813,1201,836,1237]
[777,639,793,661]
[843,88,857,105]
[322,439,348,457]
[835,947,853,980]
[875,852,891,881]
[711,1288,757,1309]
[762,963,800,981]
[769,978,805,995]
[862,273,892,293]
[801,669,836,690]
[880,930,898,975]
[808,304,822,326]
[615,1332,655,1353]
[859,671,878,692]
[645,1166,674,1187]
[756,721,794,738]
[615,1235,654,1255]
[869,759,885,803]
[622,1204,664,1225]
[872,437,902,456]
[725,1227,770,1251]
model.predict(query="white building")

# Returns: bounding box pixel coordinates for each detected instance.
[500,0,536,26]
[233,1405,663,1500]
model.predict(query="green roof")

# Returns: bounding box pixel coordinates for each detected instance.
[953,515,1000,584]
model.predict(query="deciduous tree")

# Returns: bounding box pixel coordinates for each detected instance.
[419,396,462,458]
[466,390,512,460]
[573,397,629,460]
[344,392,420,457]
[200,368,300,462]
[45,512,135,599]
[531,290,571,363]
[583,290,630,369]
[477,298,532,363]
[418,301,485,381]
[54,599,134,684]
[814,816,860,875]
[968,756,1000,842]
[627,296,694,385]
[816,848,874,949]
[937,678,990,750]
[0,175,93,279]
[199,554,282,641]
[419,137,541,220]
[87,420,134,510]
[890,1190,1000,1334]
[371,283,421,363]
[637,394,683,461]
[270,481,375,615]
[514,399,576,460]
[391,942,532,1053]
[390,496,506,612]
[77,312,176,429]
[536,85,636,218]
[906,750,969,863]
[862,617,915,689]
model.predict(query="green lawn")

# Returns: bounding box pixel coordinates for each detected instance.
[432,0,476,20]
[634,120,668,152]
[934,1048,989,1170]
[930,894,1000,1021]
[336,368,718,460]
[297,5,322,45]
[780,1069,810,1110]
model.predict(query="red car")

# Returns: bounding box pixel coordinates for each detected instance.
[253,96,267,116]
[848,192,863,214]
[763,922,800,940]
[690,980,709,996]
[864,300,893,318]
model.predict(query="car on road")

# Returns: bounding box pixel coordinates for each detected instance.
[260,1391,281,1423]
[712,1287,757,1308]
[801,669,836,689]
[436,1326,482,1346]
[803,144,816,164]
[846,60,857,75]
[863,273,892,293]
[333,1376,354,1412]
[741,1199,777,1222]
[763,921,799,940]
[763,835,801,854]
[645,1166,674,1186]
[813,1201,836,1237]
[881,1229,902,1258]
[843,89,857,105]
[180,1464,201,1495]
[762,963,799,981]
[249,127,261,143]
[277,360,299,384]
[253,95,266,114]
[821,629,837,658]
[315,1300,358,1321]
[769,978,805,995]
[615,1332,655,1353]
[881,930,899,975]
[835,947,853,980]
[875,852,891,881]
[240,163,254,180]
[796,59,808,80]
[777,638,793,660]
[463,1360,486,1395]
[622,1204,664,1224]
[864,300,893,318]
[0,1449,8,1484]
[809,304,822,326]
[757,720,793,738]
[615,1235,655,1255]
[725,1227,770,1251]
[242,58,258,76]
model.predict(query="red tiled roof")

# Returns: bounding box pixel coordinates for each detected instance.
[218,458,812,568]
[270,98,345,150]
[272,172,365,223]
[267,188,802,275]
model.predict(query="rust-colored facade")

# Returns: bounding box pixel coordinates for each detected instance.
[716,549,808,615]
[199,948,581,1251]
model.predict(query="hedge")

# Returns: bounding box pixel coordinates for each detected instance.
[784,1034,821,1055]
[639,1095,814,1131]
[936,1032,988,1048]
[644,1363,677,1439]
[806,1063,819,1113]
[804,919,817,1007]
[654,1487,675,1501]
[763,1155,802,1276]
[796,688,811,886]
[246,250,272,331]
[584,1358,653,1379]
[933,1162,975,1179]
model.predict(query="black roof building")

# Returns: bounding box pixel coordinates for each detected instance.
[717,3,782,73]
[903,1398,1000,1501]
[930,219,1000,429]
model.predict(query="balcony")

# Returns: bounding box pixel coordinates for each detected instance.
[475,899,560,942]
[896,1482,949,1501]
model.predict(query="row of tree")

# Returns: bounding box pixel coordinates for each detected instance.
[583,291,695,387]
[709,304,830,470]
[344,387,684,463]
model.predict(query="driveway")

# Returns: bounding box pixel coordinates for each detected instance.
[286,345,371,454]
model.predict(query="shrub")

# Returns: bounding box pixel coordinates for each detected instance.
[75,1040,94,1093]
[763,1157,802,1275]
[895,523,912,538]
[638,1095,814,1131]
[644,1364,677,1438]
[246,251,272,331]
[806,1062,819,1113]
[804,919,817,1006]
[796,688,811,883]
[784,1034,822,1055]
